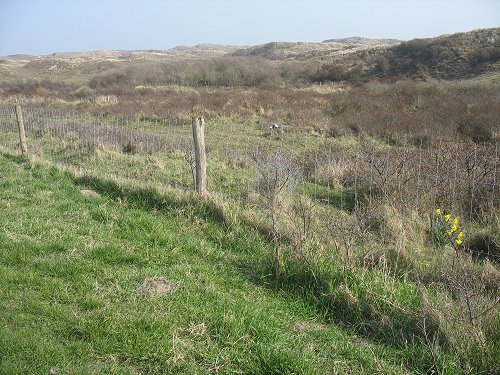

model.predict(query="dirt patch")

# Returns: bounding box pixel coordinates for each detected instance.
[80,189,100,197]
[293,321,327,331]
[136,278,178,296]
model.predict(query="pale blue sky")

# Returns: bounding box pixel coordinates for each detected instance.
[0,0,498,56]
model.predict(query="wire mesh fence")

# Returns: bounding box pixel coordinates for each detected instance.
[1,104,499,255]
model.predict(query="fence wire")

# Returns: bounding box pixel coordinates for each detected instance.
[1,104,499,259]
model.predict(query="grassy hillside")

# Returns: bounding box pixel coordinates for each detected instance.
[0,154,420,374]
[0,137,498,375]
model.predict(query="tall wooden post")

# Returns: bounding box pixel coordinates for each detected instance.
[15,105,28,156]
[191,117,207,195]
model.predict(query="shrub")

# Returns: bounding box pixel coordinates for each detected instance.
[89,57,311,89]
[122,141,137,154]
[374,56,390,75]
[469,47,500,67]
[251,150,302,274]
[457,120,493,144]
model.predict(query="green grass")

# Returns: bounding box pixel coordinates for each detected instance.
[0,154,426,374]
[298,181,356,211]
[2,151,498,374]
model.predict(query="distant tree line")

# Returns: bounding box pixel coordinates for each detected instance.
[89,57,315,89]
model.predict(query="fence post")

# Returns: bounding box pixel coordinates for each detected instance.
[191,117,207,195]
[15,105,28,157]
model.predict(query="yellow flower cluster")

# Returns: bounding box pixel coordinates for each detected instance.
[434,208,464,246]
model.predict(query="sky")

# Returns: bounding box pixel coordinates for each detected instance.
[0,0,498,56]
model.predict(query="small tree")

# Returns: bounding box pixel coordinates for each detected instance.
[375,56,390,75]
[251,151,301,275]
[326,208,367,271]
[287,194,316,259]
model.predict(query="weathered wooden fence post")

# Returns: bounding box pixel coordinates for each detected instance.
[191,117,207,195]
[15,105,28,156]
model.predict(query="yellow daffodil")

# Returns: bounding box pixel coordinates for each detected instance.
[435,208,442,215]
[444,214,451,222]
[455,239,463,245]
[458,231,464,239]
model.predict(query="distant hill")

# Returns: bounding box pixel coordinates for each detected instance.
[1,45,243,62]
[381,27,500,79]
[311,27,500,81]
[4,53,39,60]
[0,28,498,85]
[170,44,243,53]
[0,45,247,84]
[232,41,341,60]
[231,38,399,61]
[322,37,400,45]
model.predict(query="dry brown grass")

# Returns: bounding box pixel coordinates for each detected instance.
[5,78,497,143]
